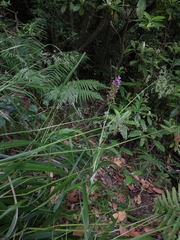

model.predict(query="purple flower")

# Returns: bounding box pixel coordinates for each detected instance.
[107,75,121,105]
[113,75,121,88]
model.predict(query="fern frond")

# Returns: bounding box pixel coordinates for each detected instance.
[74,79,107,103]
[77,89,104,102]
[19,18,47,40]
[154,184,180,240]
[1,36,44,72]
[75,79,108,91]
[41,52,87,86]
[45,79,106,106]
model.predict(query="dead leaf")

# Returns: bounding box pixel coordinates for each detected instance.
[152,187,163,194]
[174,134,180,142]
[68,189,79,203]
[114,173,124,182]
[90,206,100,218]
[143,227,156,233]
[142,182,149,189]
[113,211,126,223]
[119,225,130,236]
[72,226,84,237]
[50,186,60,204]
[117,193,127,203]
[90,192,101,201]
[128,227,141,237]
[113,157,123,167]
[134,195,142,205]
[108,201,118,211]
[64,140,70,145]
[88,139,96,146]
[147,188,155,194]
[167,154,172,165]
[128,184,135,191]
[130,231,141,237]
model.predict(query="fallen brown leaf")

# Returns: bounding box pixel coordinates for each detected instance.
[113,157,123,167]
[113,211,126,223]
[90,206,100,218]
[72,226,84,237]
[142,182,149,189]
[130,231,141,237]
[68,189,79,203]
[152,187,163,194]
[134,195,142,205]
[117,193,127,203]
[50,186,60,204]
[128,184,135,191]
[114,173,124,182]
[128,226,141,237]
[174,134,180,142]
[88,139,96,146]
[143,227,156,233]
[119,225,130,236]
[64,140,70,145]
[90,192,101,201]
[108,201,118,211]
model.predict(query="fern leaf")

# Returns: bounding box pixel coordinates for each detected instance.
[75,79,107,91]
[154,184,180,240]
[172,187,179,206]
[158,210,173,228]
[166,210,178,231]
[77,89,104,102]
[166,188,174,208]
[168,215,180,240]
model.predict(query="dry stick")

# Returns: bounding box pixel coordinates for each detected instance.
[4,7,19,31]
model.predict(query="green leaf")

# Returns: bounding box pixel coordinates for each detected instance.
[152,16,165,21]
[79,7,84,16]
[122,110,131,120]
[170,109,179,118]
[125,175,133,185]
[82,183,89,239]
[73,4,81,11]
[131,40,136,48]
[137,0,146,20]
[147,116,152,126]
[61,4,67,13]
[130,60,138,66]
[29,104,38,113]
[0,140,34,149]
[129,130,142,137]
[13,162,67,176]
[132,171,142,176]
[121,147,133,156]
[144,11,151,20]
[114,108,120,116]
[154,140,165,152]
[140,137,145,147]
[173,59,180,67]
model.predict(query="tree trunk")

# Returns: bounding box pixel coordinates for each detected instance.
[78,14,111,52]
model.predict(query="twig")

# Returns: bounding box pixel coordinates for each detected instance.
[4,7,19,31]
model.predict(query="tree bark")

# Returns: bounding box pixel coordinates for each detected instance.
[78,14,111,52]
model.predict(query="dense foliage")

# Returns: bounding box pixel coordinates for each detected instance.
[0,0,180,239]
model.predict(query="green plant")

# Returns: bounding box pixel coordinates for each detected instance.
[154,184,180,240]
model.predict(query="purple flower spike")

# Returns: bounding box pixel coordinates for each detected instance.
[107,75,122,105]
[113,75,121,88]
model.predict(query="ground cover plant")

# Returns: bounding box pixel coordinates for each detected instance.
[0,0,180,239]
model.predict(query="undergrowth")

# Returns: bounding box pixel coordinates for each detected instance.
[0,10,180,240]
